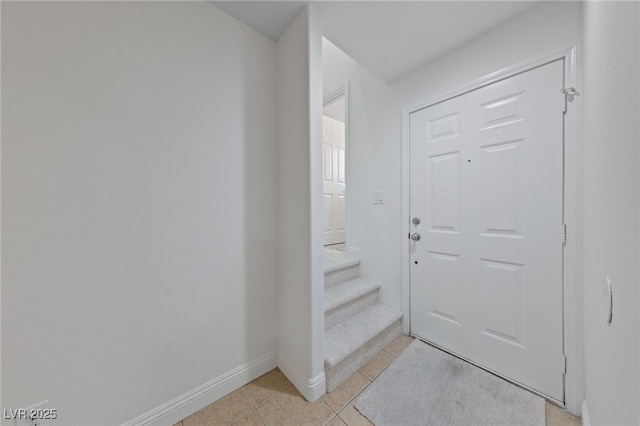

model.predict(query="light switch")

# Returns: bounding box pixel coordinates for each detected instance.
[373,191,384,204]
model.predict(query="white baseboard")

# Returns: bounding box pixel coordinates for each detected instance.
[581,400,590,426]
[277,352,326,403]
[121,352,277,426]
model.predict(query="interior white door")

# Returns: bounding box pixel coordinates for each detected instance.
[410,60,565,401]
[323,115,346,245]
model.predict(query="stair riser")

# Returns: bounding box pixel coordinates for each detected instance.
[325,320,402,392]
[325,291,379,330]
[324,264,359,288]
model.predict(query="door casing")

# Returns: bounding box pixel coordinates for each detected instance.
[400,46,582,414]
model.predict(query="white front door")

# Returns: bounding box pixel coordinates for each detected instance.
[323,115,346,245]
[410,60,565,401]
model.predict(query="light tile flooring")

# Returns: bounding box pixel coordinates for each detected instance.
[174,335,581,426]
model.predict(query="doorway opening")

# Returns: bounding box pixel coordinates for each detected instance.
[323,87,348,252]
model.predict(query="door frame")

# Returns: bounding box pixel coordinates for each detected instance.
[400,46,583,414]
[323,83,350,250]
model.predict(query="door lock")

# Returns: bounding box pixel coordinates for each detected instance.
[411,233,421,241]
[412,217,421,225]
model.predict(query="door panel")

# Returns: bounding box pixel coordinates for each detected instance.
[481,141,522,235]
[323,143,333,181]
[427,251,462,325]
[479,259,526,348]
[323,194,333,232]
[410,60,565,401]
[429,152,460,231]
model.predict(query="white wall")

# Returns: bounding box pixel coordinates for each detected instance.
[276,6,326,402]
[582,2,640,425]
[2,2,278,424]
[323,0,584,413]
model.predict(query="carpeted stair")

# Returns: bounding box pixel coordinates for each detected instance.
[324,249,403,392]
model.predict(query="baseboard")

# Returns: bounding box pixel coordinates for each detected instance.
[277,352,326,403]
[121,352,277,426]
[581,400,590,426]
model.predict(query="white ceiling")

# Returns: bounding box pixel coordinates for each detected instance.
[211,1,308,42]
[211,1,540,83]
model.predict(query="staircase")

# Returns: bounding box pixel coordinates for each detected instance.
[324,249,403,392]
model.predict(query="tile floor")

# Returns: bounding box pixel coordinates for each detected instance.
[174,336,581,426]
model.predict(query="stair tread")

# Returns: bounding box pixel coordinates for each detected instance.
[324,278,380,313]
[324,249,360,274]
[325,304,403,367]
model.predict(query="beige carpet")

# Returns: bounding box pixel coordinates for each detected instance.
[355,339,545,426]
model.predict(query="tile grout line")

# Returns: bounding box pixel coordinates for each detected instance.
[322,399,340,426]
[323,373,368,413]
[347,379,370,414]
[335,365,396,425]
[244,382,295,426]
[339,385,373,426]
[245,381,294,408]
[254,398,267,426]
[332,372,371,417]
[227,389,257,426]
[254,408,266,426]
[241,387,258,410]
[358,354,394,381]
[237,387,264,426]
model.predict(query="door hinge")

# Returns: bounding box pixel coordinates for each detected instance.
[561,354,567,374]
[562,223,567,245]
[561,87,577,113]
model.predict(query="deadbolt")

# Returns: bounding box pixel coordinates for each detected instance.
[412,217,421,225]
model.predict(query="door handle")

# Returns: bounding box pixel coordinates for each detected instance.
[411,233,421,241]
